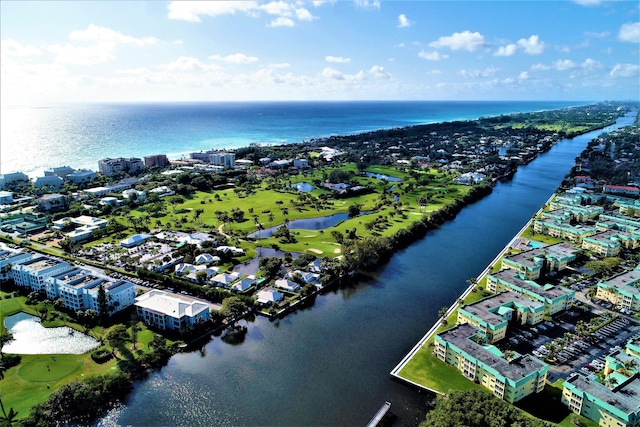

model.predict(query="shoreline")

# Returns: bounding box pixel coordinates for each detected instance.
[1,100,593,178]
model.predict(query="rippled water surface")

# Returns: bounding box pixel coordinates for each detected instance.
[4,312,100,354]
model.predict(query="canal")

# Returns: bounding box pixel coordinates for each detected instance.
[100,112,636,427]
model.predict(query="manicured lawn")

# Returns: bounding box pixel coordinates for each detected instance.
[2,353,118,421]
[398,339,483,393]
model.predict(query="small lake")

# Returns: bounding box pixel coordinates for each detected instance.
[365,172,403,182]
[248,211,374,238]
[232,247,298,275]
[290,182,315,192]
[3,312,100,354]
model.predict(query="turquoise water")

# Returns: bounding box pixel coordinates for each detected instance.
[0,101,586,177]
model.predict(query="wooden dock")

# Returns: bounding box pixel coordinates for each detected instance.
[366,401,391,427]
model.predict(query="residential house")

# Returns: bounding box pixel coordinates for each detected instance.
[274,278,300,293]
[255,288,284,306]
[211,272,240,288]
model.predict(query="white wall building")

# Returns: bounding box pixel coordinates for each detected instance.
[135,290,212,331]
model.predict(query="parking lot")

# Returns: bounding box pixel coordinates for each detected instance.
[497,307,640,382]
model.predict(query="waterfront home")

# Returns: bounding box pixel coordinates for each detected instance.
[434,323,548,404]
[285,270,320,284]
[11,256,71,292]
[487,270,575,315]
[274,278,300,293]
[46,267,135,314]
[135,290,212,331]
[0,172,29,190]
[308,258,323,273]
[562,353,640,427]
[595,268,640,312]
[211,272,240,288]
[501,242,580,281]
[457,291,545,343]
[231,275,256,292]
[98,157,144,177]
[255,288,284,306]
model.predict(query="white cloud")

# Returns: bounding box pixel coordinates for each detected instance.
[48,43,117,66]
[531,63,551,71]
[459,67,499,78]
[518,71,529,80]
[1,39,42,58]
[554,59,577,70]
[167,1,258,22]
[494,44,517,57]
[69,24,157,46]
[268,17,296,27]
[370,65,390,78]
[210,53,259,64]
[354,0,380,10]
[418,50,449,61]
[398,14,411,28]
[517,35,544,55]
[164,56,221,71]
[167,1,314,26]
[610,63,640,78]
[321,67,364,81]
[326,56,350,63]
[429,31,486,52]
[581,58,602,70]
[572,0,602,6]
[618,22,640,43]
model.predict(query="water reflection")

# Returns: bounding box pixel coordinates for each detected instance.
[3,312,100,354]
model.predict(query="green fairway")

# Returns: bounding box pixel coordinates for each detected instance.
[19,357,83,382]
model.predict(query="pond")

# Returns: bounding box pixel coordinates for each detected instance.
[232,247,299,275]
[248,211,374,238]
[365,172,403,182]
[3,312,101,354]
[290,182,315,192]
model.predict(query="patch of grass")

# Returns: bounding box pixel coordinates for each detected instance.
[18,357,83,382]
[398,339,483,393]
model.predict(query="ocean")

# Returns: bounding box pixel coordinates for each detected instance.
[0,100,587,177]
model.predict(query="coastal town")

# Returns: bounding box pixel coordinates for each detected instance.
[1,101,640,426]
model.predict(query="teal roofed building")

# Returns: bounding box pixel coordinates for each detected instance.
[502,242,580,280]
[487,269,575,315]
[434,323,548,403]
[562,344,640,427]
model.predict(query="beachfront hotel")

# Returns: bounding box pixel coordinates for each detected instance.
[434,323,548,403]
[486,269,575,315]
[134,289,213,331]
[456,291,546,344]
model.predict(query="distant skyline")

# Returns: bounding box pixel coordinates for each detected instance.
[1,0,638,104]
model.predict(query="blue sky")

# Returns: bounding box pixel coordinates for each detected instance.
[1,0,638,103]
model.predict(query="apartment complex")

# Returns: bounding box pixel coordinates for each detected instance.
[189,151,235,169]
[12,256,71,292]
[135,290,212,331]
[487,269,575,315]
[457,291,546,343]
[98,157,144,176]
[434,323,548,403]
[596,268,640,312]
[501,242,580,280]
